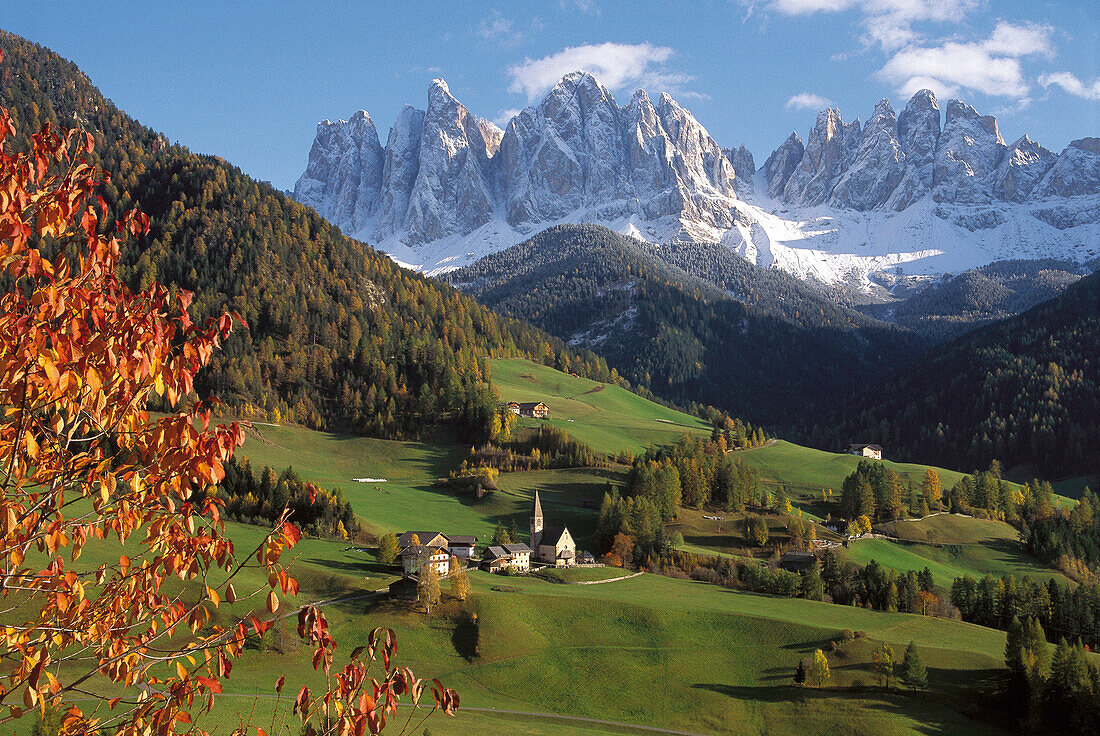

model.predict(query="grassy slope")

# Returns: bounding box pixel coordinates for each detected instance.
[205,572,1013,736]
[737,440,977,498]
[846,515,1070,588]
[234,423,620,545]
[488,358,712,455]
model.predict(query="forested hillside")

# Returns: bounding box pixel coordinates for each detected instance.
[0,31,619,438]
[863,259,1087,340]
[818,272,1100,476]
[448,224,922,426]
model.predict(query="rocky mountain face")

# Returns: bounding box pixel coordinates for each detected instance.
[295,74,1100,285]
[295,72,738,254]
[764,90,1100,211]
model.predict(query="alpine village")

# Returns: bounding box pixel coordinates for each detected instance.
[2,5,1100,736]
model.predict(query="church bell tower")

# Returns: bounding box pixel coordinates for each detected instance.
[531,490,544,551]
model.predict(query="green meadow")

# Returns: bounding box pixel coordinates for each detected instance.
[487,358,712,455]
[845,515,1069,588]
[196,571,1016,736]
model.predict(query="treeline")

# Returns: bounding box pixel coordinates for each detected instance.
[215,457,359,539]
[460,425,603,473]
[643,548,948,619]
[624,433,766,516]
[1020,485,1100,569]
[951,573,1100,650]
[0,31,623,440]
[836,459,1016,524]
[1002,617,1100,733]
[815,271,1100,477]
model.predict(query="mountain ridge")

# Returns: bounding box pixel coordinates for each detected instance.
[295,73,1100,288]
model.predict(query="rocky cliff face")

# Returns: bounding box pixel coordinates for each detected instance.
[295,75,1100,285]
[761,90,1100,210]
[297,71,740,251]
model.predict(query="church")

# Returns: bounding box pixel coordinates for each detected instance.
[530,491,576,567]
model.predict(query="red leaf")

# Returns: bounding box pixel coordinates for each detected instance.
[275,676,285,694]
[195,676,222,694]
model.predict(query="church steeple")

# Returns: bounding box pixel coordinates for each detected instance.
[531,490,544,549]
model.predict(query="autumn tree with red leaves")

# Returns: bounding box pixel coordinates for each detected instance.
[0,69,456,736]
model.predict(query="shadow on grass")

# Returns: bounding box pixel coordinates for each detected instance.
[691,674,1004,735]
[304,556,393,577]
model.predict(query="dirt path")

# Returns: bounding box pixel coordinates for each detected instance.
[568,571,644,585]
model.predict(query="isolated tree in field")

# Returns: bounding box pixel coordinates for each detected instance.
[922,469,942,510]
[873,642,896,689]
[450,568,471,601]
[794,659,807,686]
[898,642,927,691]
[419,563,441,614]
[0,102,456,735]
[378,531,400,565]
[808,649,830,687]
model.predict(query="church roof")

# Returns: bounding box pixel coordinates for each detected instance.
[538,525,570,547]
[533,490,543,519]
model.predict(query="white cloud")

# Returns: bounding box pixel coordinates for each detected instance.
[507,42,693,101]
[478,11,524,46]
[785,92,834,110]
[493,108,522,126]
[1039,71,1100,102]
[877,22,1054,100]
[752,0,982,51]
[562,0,599,14]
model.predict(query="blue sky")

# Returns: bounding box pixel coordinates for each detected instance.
[5,1,1097,190]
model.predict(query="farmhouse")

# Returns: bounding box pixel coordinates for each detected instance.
[505,402,521,415]
[446,534,478,559]
[397,531,477,560]
[518,401,550,419]
[482,543,532,573]
[848,443,883,460]
[779,551,816,573]
[400,544,449,577]
[388,576,419,601]
[398,531,447,549]
[530,491,576,567]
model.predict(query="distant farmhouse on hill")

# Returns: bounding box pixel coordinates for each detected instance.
[848,443,883,460]
[506,401,550,419]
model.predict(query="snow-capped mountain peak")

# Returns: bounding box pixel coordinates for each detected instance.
[294,75,1100,286]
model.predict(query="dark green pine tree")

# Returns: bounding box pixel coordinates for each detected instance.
[898,641,927,691]
[794,659,807,686]
[800,563,824,602]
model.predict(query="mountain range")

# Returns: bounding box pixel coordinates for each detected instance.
[294,72,1100,289]
[5,28,1097,476]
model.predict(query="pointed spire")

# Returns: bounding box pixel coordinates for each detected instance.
[533,490,543,519]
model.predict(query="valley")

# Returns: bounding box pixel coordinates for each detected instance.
[2,13,1099,736]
